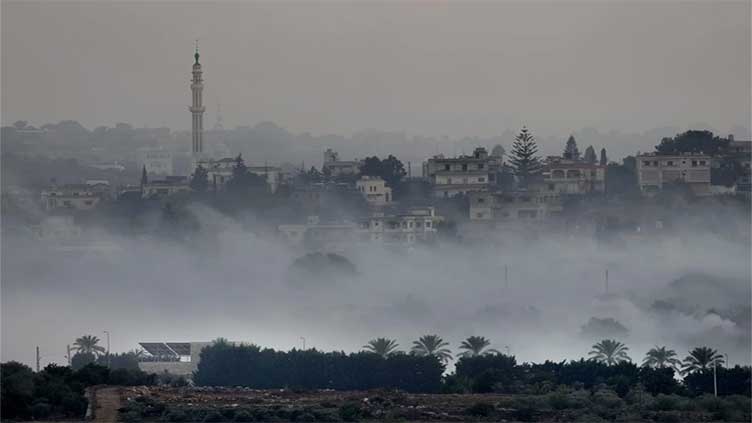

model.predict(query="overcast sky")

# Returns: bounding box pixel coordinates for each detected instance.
[2,1,750,137]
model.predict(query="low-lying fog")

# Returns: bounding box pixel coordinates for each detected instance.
[2,204,750,369]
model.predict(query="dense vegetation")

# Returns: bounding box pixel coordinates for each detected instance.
[0,361,154,420]
[194,341,445,393]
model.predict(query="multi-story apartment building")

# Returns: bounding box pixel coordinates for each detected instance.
[636,153,711,195]
[422,147,493,198]
[142,176,191,198]
[468,191,562,222]
[278,207,441,248]
[356,176,392,207]
[533,157,606,195]
[139,148,174,176]
[40,181,112,211]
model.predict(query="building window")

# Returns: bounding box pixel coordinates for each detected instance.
[478,177,485,183]
[667,161,674,166]
[699,161,706,165]
[478,197,485,203]
[476,212,484,218]
[462,164,468,171]
[444,164,450,171]
[692,160,697,166]
[548,183,555,191]
[84,200,93,205]
[643,161,650,166]
[425,221,432,228]
[478,163,484,169]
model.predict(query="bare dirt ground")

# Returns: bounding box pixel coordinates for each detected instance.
[94,386,123,422]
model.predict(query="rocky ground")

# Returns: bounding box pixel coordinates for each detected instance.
[115,386,751,422]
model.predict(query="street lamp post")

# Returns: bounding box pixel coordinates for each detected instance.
[300,337,306,350]
[713,357,718,397]
[103,331,111,368]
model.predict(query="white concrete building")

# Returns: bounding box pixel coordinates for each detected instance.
[533,157,606,195]
[139,148,173,176]
[41,183,110,211]
[636,153,711,195]
[469,191,563,222]
[322,149,361,177]
[195,157,282,193]
[422,147,493,197]
[278,207,442,248]
[356,176,392,206]
[142,176,191,198]
[137,342,211,377]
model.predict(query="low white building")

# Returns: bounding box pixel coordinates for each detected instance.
[139,148,174,176]
[356,176,392,206]
[137,342,211,378]
[636,153,711,195]
[142,176,191,198]
[196,157,282,193]
[469,191,563,222]
[40,183,110,211]
[322,149,361,177]
[278,207,442,247]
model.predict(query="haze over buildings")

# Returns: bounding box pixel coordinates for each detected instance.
[2,1,750,141]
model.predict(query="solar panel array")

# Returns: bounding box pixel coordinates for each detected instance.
[139,342,191,357]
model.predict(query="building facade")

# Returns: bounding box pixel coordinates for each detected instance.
[468,191,563,222]
[41,182,111,211]
[422,147,493,198]
[636,153,711,195]
[322,149,361,177]
[142,176,191,198]
[356,176,392,207]
[533,157,606,195]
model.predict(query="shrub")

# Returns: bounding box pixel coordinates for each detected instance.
[233,410,255,422]
[31,401,52,419]
[339,403,363,422]
[465,401,495,417]
[203,411,225,422]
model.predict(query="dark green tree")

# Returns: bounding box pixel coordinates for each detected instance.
[457,336,500,358]
[583,145,597,164]
[360,155,406,189]
[642,346,681,370]
[681,346,724,375]
[589,339,630,365]
[509,126,542,187]
[655,130,729,155]
[563,135,580,160]
[363,338,400,358]
[190,164,209,192]
[411,335,452,364]
[72,335,106,356]
[600,148,608,165]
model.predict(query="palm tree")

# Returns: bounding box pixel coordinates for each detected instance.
[682,347,724,375]
[411,335,452,363]
[457,336,500,358]
[72,335,106,356]
[642,346,681,370]
[363,338,400,358]
[588,339,630,365]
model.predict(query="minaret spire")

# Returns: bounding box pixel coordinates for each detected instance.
[190,41,205,156]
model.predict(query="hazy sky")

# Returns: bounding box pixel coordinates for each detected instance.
[2,1,750,137]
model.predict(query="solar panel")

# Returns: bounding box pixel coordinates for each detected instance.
[166,342,191,356]
[139,342,178,357]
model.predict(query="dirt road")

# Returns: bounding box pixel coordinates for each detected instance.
[93,386,122,422]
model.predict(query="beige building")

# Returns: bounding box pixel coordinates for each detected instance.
[534,157,606,195]
[422,147,493,197]
[142,176,191,198]
[139,148,174,176]
[278,207,442,248]
[41,182,111,211]
[196,157,282,193]
[468,191,562,222]
[636,153,711,195]
[356,176,392,206]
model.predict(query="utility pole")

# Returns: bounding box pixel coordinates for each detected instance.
[300,337,306,350]
[713,358,718,397]
[504,264,509,290]
[103,331,111,368]
[36,346,40,372]
[605,268,609,294]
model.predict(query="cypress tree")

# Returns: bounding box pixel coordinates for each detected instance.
[563,135,580,160]
[509,126,542,187]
